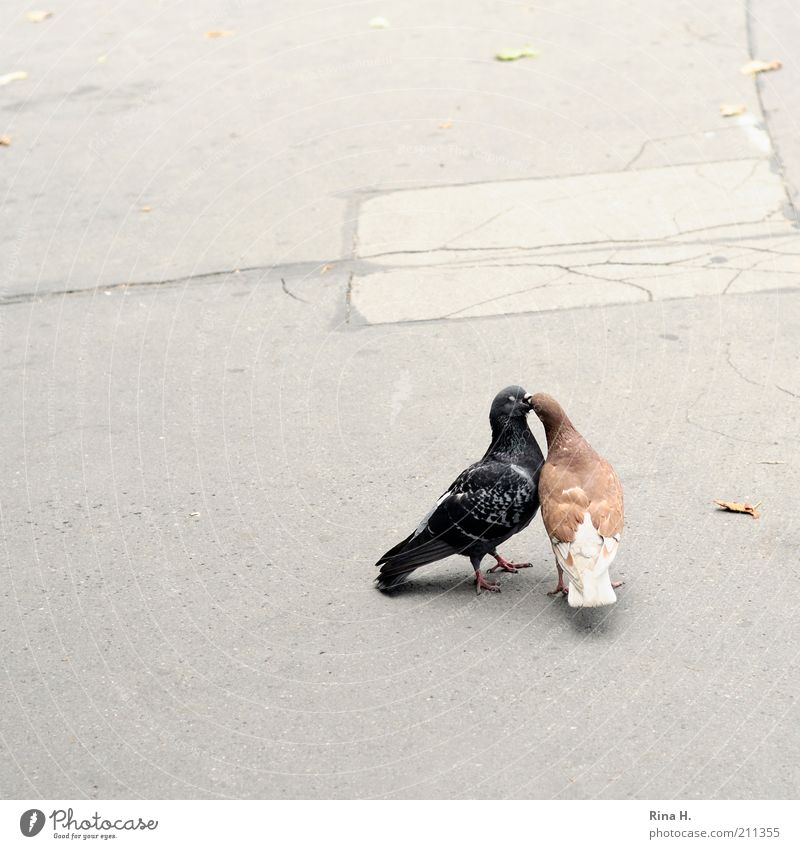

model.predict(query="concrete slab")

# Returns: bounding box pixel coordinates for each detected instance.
[351,159,799,324]
[356,160,784,256]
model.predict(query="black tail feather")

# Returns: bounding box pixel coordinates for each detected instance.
[375,529,457,590]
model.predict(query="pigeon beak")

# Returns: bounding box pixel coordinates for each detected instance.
[523,394,534,409]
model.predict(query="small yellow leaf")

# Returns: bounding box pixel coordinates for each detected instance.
[0,135,11,146]
[0,71,28,87]
[26,10,53,23]
[206,29,235,38]
[714,499,762,519]
[369,17,390,29]
[740,59,781,75]
[496,46,539,62]
[140,205,152,213]
[720,103,746,117]
[320,263,333,275]
[438,119,453,129]
[97,55,108,64]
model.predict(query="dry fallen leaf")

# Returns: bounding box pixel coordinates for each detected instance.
[0,135,11,146]
[740,59,781,75]
[140,205,152,213]
[26,10,53,23]
[206,29,235,38]
[0,70,28,87]
[495,46,539,62]
[97,55,108,64]
[320,263,333,275]
[438,119,453,129]
[720,103,746,117]
[714,499,762,519]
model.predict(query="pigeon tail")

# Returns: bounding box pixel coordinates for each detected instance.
[376,528,457,590]
[556,513,619,608]
[567,568,617,607]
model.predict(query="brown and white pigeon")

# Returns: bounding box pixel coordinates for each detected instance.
[531,393,624,607]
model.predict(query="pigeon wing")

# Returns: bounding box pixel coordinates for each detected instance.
[426,460,538,549]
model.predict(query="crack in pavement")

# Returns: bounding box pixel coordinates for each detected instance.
[775,384,800,401]
[0,258,346,307]
[731,158,764,192]
[443,209,509,248]
[722,267,746,295]
[350,283,800,328]
[351,231,800,298]
[725,341,768,389]
[8,228,795,312]
[440,276,571,319]
[684,385,766,445]
[724,340,799,401]
[356,211,791,264]
[621,129,751,171]
[718,240,800,257]
[280,277,309,303]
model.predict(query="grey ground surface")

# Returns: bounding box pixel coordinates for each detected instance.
[1,1,799,800]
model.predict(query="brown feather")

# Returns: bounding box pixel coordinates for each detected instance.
[532,394,624,542]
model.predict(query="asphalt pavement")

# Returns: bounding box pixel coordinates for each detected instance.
[1,1,798,799]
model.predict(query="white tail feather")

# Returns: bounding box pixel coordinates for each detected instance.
[567,568,616,607]
[557,512,619,608]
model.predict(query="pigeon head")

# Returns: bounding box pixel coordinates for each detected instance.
[531,393,575,442]
[530,392,565,423]
[490,385,534,424]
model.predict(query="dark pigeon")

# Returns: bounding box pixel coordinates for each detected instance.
[376,386,544,593]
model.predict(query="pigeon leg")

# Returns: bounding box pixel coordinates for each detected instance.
[612,580,624,589]
[471,555,500,594]
[474,571,501,593]
[547,563,569,597]
[488,551,533,574]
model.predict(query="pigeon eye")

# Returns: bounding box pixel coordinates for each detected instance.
[508,395,515,401]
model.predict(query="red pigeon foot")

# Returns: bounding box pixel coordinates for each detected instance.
[547,565,569,597]
[488,553,533,573]
[612,581,624,589]
[474,571,501,593]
